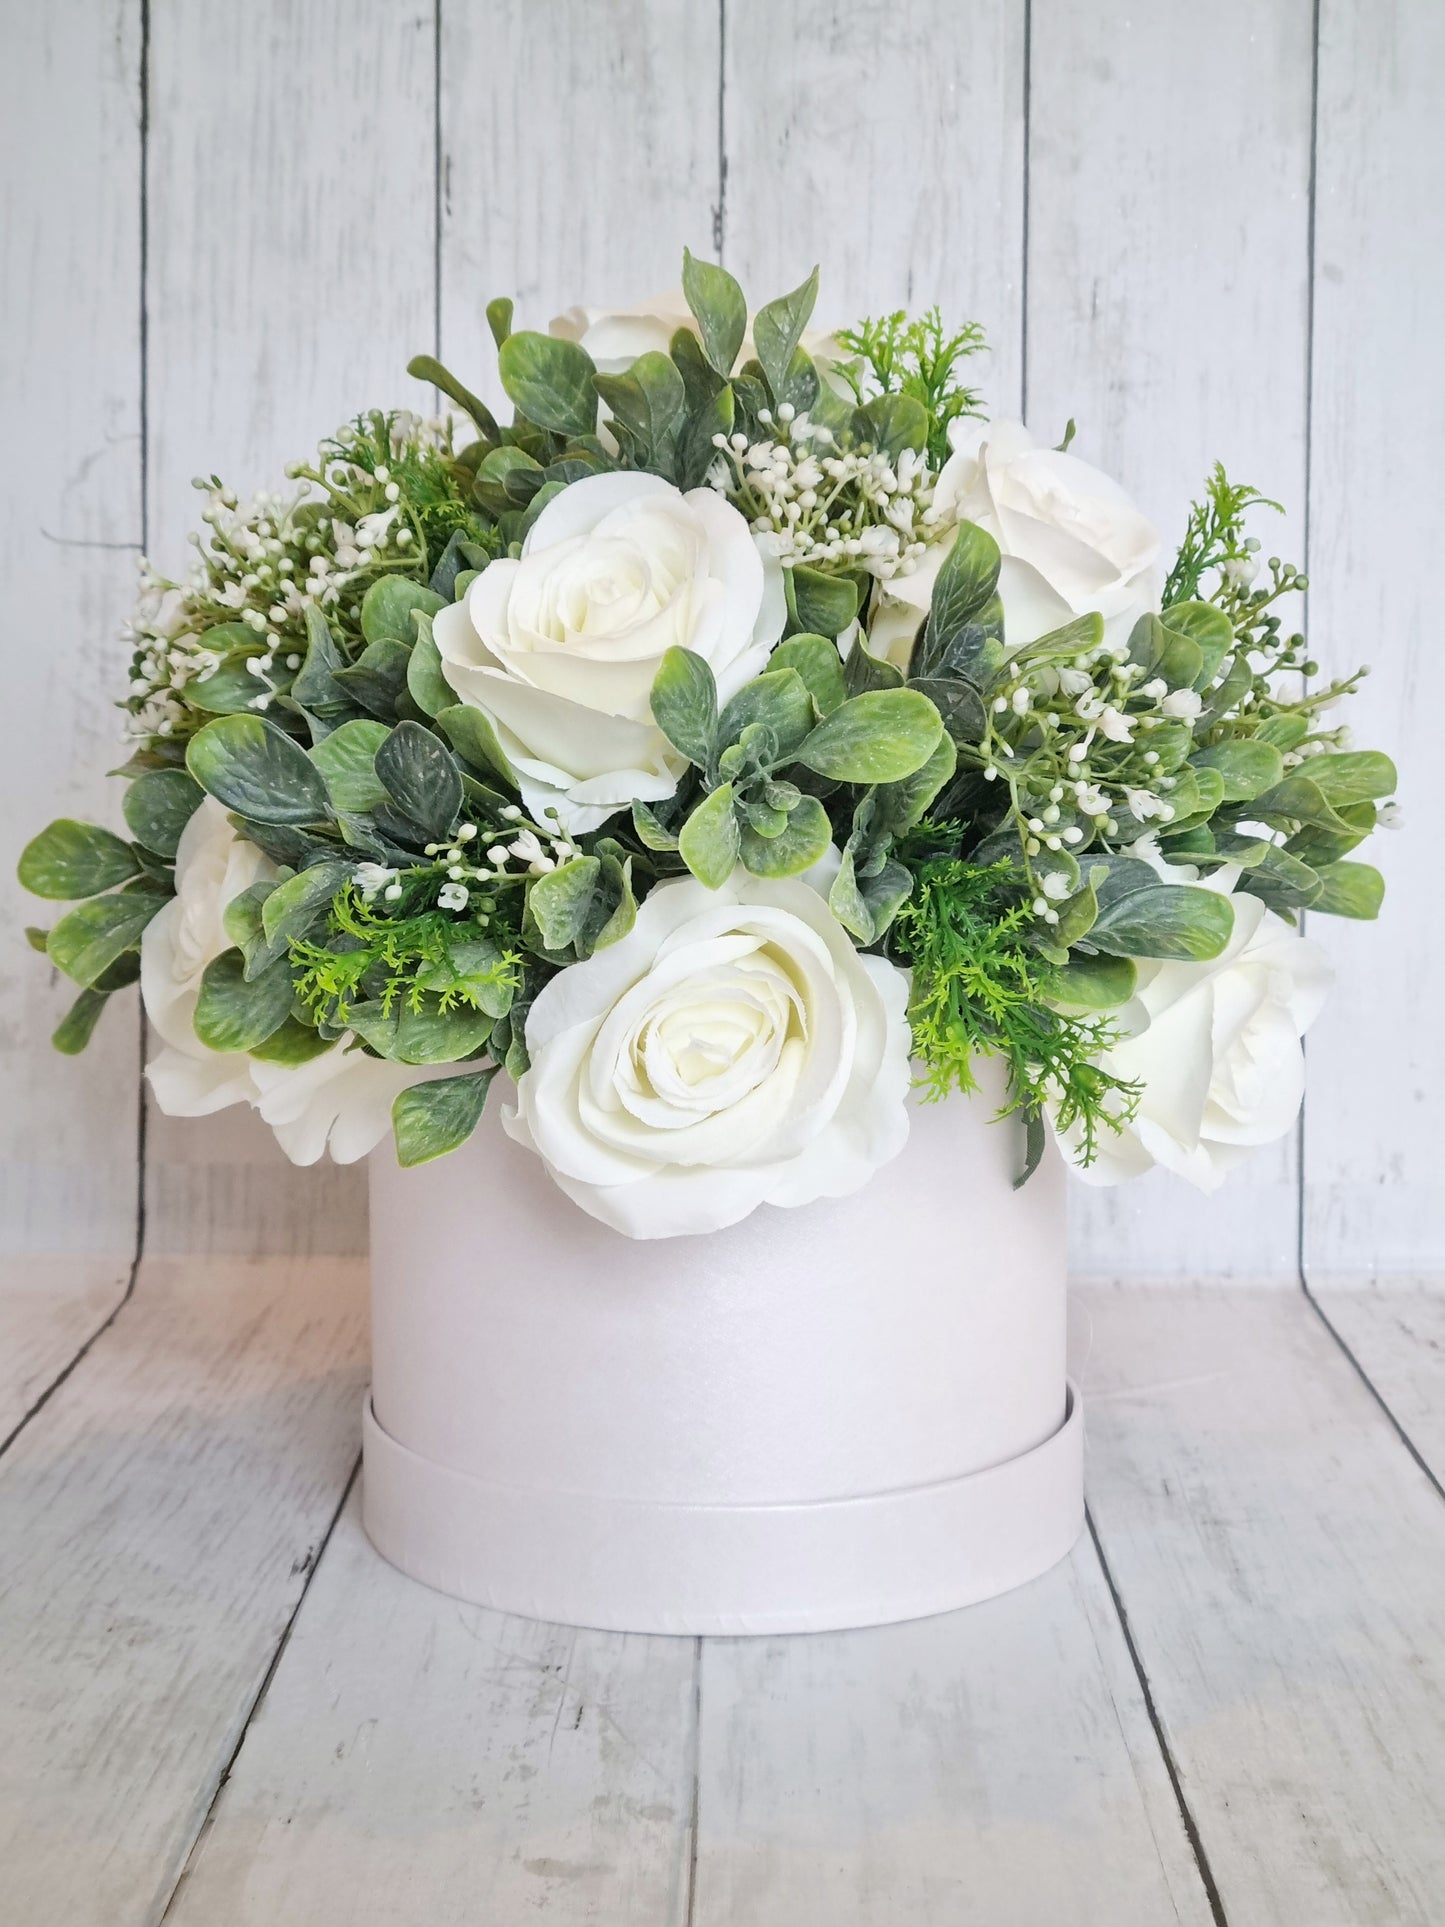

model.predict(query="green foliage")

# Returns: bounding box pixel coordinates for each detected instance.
[393,1069,499,1166]
[834,307,987,464]
[18,820,139,900]
[290,888,519,1033]
[1164,463,1281,606]
[890,857,1140,1166]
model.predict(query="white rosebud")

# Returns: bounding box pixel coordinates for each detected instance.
[1160,688,1203,720]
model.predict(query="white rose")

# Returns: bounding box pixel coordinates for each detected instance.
[1052,881,1333,1191]
[550,288,839,375]
[868,418,1161,669]
[434,471,785,834]
[504,870,913,1238]
[140,796,429,1165]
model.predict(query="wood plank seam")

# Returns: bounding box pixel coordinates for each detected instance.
[684,1635,703,1927]
[1084,1508,1228,1927]
[154,1455,363,1925]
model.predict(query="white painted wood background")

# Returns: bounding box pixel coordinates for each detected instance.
[2,0,1439,1282]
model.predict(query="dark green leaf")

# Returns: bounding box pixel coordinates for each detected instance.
[193,949,294,1052]
[861,392,929,459]
[753,265,819,399]
[47,890,165,987]
[925,520,1002,655]
[1188,739,1285,803]
[1014,1108,1048,1190]
[52,987,112,1054]
[249,1015,335,1066]
[1160,600,1234,689]
[785,565,859,639]
[1089,884,1235,961]
[123,769,204,857]
[436,704,517,785]
[260,859,352,947]
[332,636,414,720]
[349,995,495,1065]
[681,250,748,376]
[375,721,463,843]
[908,675,987,746]
[486,298,513,349]
[291,607,353,719]
[406,353,500,440]
[18,819,139,900]
[498,331,598,438]
[361,575,446,648]
[187,715,332,824]
[1311,859,1385,919]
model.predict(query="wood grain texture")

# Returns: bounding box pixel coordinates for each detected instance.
[0,1255,367,1927]
[723,0,1026,414]
[1310,1285,1445,1489]
[690,1542,1212,1927]
[0,1256,131,1442]
[164,1494,698,1926]
[142,0,437,1255]
[1302,0,1445,1283]
[1027,0,1318,1285]
[1080,1284,1445,1924]
[439,0,722,416]
[0,0,142,1255]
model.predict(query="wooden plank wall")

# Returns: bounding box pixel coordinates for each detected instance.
[2,0,1438,1284]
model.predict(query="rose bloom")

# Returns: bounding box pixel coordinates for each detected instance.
[504,870,913,1238]
[433,472,784,834]
[1052,876,1333,1190]
[140,798,428,1164]
[550,289,839,375]
[868,418,1161,669]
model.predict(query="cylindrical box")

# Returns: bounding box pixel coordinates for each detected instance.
[363,1059,1081,1635]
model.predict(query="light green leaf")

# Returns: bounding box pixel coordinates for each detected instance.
[308,718,391,813]
[718,668,814,759]
[47,889,166,986]
[770,632,847,715]
[862,392,929,459]
[875,731,958,835]
[18,819,139,900]
[498,330,598,438]
[785,566,859,639]
[527,856,602,951]
[123,769,204,857]
[189,656,272,714]
[1161,600,1234,688]
[678,782,741,888]
[1188,739,1285,803]
[193,948,294,1052]
[681,250,748,376]
[796,688,944,784]
[436,703,517,785]
[650,647,719,767]
[406,614,454,721]
[187,715,332,824]
[753,265,819,398]
[349,996,494,1065]
[260,859,352,947]
[1089,883,1235,961]
[375,721,462,842]
[1311,859,1385,919]
[1052,952,1138,1011]
[420,937,516,1018]
[739,794,831,877]
[248,1016,335,1066]
[1306,750,1398,806]
[360,575,446,648]
[631,800,681,850]
[393,1068,498,1166]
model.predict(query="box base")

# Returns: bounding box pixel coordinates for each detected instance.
[360,1383,1084,1636]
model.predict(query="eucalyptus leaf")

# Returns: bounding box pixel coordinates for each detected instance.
[405,353,500,441]
[1188,739,1285,803]
[187,715,332,824]
[631,799,681,851]
[861,392,929,459]
[52,986,112,1055]
[122,768,204,857]
[332,636,413,720]
[498,331,598,439]
[1306,750,1398,806]
[260,859,352,947]
[796,689,943,784]
[393,1068,499,1166]
[875,731,958,834]
[678,782,740,887]
[46,889,166,987]
[527,856,603,951]
[1160,600,1234,688]
[192,949,294,1052]
[925,520,1002,655]
[291,606,352,719]
[718,668,814,760]
[248,1015,335,1067]
[1089,883,1235,961]
[784,565,859,640]
[650,647,719,767]
[753,265,819,399]
[308,718,390,813]
[908,676,987,746]
[375,721,463,843]
[350,996,495,1066]
[361,575,445,648]
[681,250,748,376]
[189,656,273,714]
[436,704,517,785]
[770,632,847,715]
[738,794,831,877]
[1052,952,1138,1010]
[1311,859,1385,919]
[18,819,139,900]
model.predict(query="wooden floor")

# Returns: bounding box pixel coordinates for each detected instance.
[1,1259,1442,1926]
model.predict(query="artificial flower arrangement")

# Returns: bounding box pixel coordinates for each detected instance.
[19,253,1397,1239]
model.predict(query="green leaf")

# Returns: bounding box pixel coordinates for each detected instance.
[1306,750,1398,806]
[908,675,987,746]
[678,782,741,887]
[189,656,273,714]
[1160,600,1234,689]
[1155,628,1203,691]
[1188,739,1285,803]
[796,688,944,784]
[498,331,598,438]
[1252,773,1359,836]
[375,721,463,843]
[681,250,748,377]
[861,392,929,460]
[26,926,50,953]
[419,937,516,1017]
[18,819,139,900]
[925,520,1002,656]
[1245,843,1324,912]
[361,575,446,648]
[47,889,166,986]
[1311,859,1385,919]
[739,793,831,877]
[631,799,681,851]
[123,769,204,857]
[332,636,413,720]
[1255,713,1309,751]
[770,632,847,715]
[52,988,111,1054]
[844,639,905,695]
[753,265,819,399]
[393,1068,498,1166]
[187,715,332,824]
[1089,883,1235,961]
[434,704,516,786]
[308,718,391,813]
[1052,952,1138,1011]
[1015,1107,1048,1190]
[650,647,718,767]
[248,1016,335,1066]
[192,948,294,1052]
[594,352,686,476]
[486,298,513,349]
[718,667,814,760]
[406,614,453,720]
[1004,611,1103,670]
[527,856,603,951]
[349,996,495,1065]
[260,859,352,947]
[827,845,912,943]
[785,566,859,639]
[406,353,500,441]
[875,732,958,834]
[292,607,352,719]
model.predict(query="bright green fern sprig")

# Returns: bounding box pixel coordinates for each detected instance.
[834,307,987,464]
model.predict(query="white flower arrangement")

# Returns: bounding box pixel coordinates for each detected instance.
[19,253,1396,1238]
